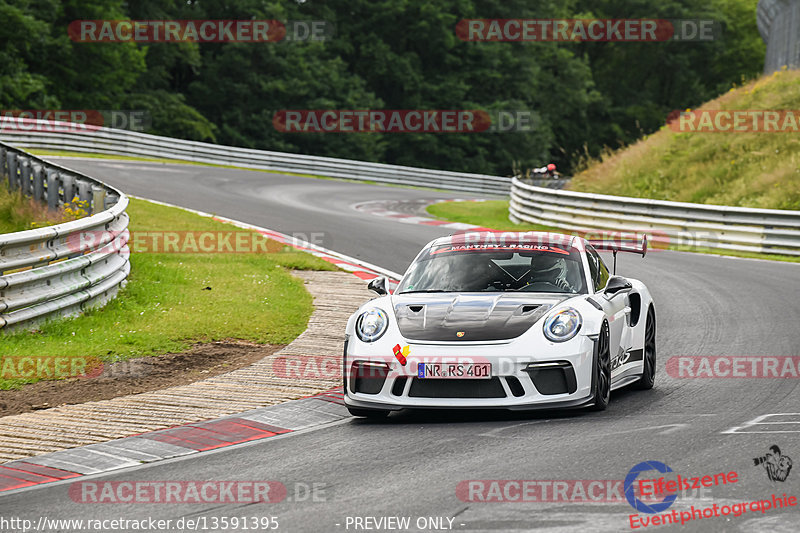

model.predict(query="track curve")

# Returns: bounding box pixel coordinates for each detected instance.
[2,158,799,532]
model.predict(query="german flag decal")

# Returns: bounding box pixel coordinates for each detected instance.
[393,344,410,365]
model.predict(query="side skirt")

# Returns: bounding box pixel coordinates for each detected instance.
[610,368,643,391]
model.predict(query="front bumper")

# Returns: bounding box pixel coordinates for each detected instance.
[344,340,596,411]
[344,391,596,411]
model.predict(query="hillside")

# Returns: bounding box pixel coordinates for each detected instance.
[569,69,800,210]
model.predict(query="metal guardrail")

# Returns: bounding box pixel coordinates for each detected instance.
[758,0,800,74]
[5,120,798,260]
[0,120,511,195]
[0,141,130,331]
[510,177,800,256]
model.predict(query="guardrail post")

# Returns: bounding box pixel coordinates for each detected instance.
[32,163,45,202]
[46,169,61,210]
[91,185,105,215]
[76,179,92,207]
[19,157,32,196]
[61,174,76,204]
[0,148,6,184]
[7,153,19,191]
[7,152,18,191]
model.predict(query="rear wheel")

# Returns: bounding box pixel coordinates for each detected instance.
[633,306,656,390]
[589,321,611,411]
[348,407,390,419]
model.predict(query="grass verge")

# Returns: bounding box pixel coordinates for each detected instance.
[426,200,800,263]
[0,186,82,233]
[427,199,554,232]
[570,69,800,210]
[0,197,336,390]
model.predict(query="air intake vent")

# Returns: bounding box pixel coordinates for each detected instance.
[391,377,407,396]
[408,377,506,398]
[525,361,577,395]
[350,362,389,395]
[506,376,525,397]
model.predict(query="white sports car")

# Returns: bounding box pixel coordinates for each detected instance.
[343,231,655,418]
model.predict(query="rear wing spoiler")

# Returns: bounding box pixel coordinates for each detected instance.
[588,234,648,257]
[588,235,647,274]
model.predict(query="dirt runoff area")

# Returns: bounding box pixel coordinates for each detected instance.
[0,341,282,417]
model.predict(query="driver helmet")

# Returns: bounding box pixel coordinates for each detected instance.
[530,254,567,281]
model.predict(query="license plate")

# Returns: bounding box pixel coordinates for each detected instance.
[417,362,491,379]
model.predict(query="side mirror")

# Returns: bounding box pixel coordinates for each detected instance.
[367,276,388,296]
[604,276,632,297]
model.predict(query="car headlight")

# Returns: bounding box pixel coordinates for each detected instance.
[544,308,582,342]
[355,308,389,342]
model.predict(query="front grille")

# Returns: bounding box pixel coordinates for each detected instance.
[408,377,506,398]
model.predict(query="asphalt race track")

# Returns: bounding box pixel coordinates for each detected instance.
[2,159,799,532]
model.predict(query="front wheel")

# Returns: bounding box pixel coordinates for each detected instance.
[348,407,390,419]
[589,321,611,411]
[633,306,656,390]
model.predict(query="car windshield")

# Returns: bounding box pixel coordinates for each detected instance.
[397,243,587,294]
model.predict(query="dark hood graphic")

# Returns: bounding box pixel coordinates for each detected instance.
[392,293,569,342]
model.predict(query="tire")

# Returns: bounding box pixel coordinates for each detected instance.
[589,320,611,411]
[633,306,656,390]
[348,407,390,419]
